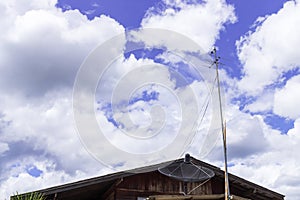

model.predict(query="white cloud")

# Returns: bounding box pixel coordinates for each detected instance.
[0,0,125,199]
[0,142,9,154]
[236,0,300,96]
[0,91,106,197]
[244,91,273,113]
[1,0,299,200]
[274,75,300,119]
[76,47,217,168]
[197,66,300,200]
[204,104,269,162]
[0,158,114,199]
[227,118,300,199]
[141,0,236,52]
[231,3,300,198]
[0,1,124,97]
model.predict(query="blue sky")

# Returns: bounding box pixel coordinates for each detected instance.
[0,0,300,199]
[56,0,294,133]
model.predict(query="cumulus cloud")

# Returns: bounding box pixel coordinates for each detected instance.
[0,158,113,199]
[0,3,124,96]
[228,1,300,198]
[1,0,300,199]
[0,0,124,198]
[226,117,300,199]
[74,40,218,168]
[243,91,273,113]
[141,0,236,52]
[236,0,300,96]
[274,74,300,119]
[0,91,108,197]
[0,0,234,197]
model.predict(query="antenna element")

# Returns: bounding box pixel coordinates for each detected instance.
[211,47,231,200]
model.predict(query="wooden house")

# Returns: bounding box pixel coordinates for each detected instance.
[12,156,284,200]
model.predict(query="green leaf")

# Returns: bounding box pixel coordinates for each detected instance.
[11,192,45,200]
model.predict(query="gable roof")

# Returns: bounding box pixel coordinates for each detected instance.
[14,156,284,200]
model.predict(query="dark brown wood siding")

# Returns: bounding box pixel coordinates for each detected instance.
[114,171,212,200]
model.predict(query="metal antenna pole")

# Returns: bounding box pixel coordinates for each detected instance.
[212,47,231,200]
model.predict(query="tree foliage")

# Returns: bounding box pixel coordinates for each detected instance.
[11,192,45,200]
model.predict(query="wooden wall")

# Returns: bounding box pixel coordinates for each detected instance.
[103,171,213,200]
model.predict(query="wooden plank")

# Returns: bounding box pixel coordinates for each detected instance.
[231,195,251,200]
[148,194,251,200]
[148,194,224,200]
[102,178,123,200]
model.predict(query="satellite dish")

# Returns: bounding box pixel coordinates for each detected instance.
[158,154,215,183]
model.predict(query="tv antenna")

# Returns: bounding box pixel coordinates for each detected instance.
[211,47,231,200]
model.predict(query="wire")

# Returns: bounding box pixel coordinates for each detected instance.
[187,178,211,195]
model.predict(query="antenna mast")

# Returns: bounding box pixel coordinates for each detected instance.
[211,47,231,200]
